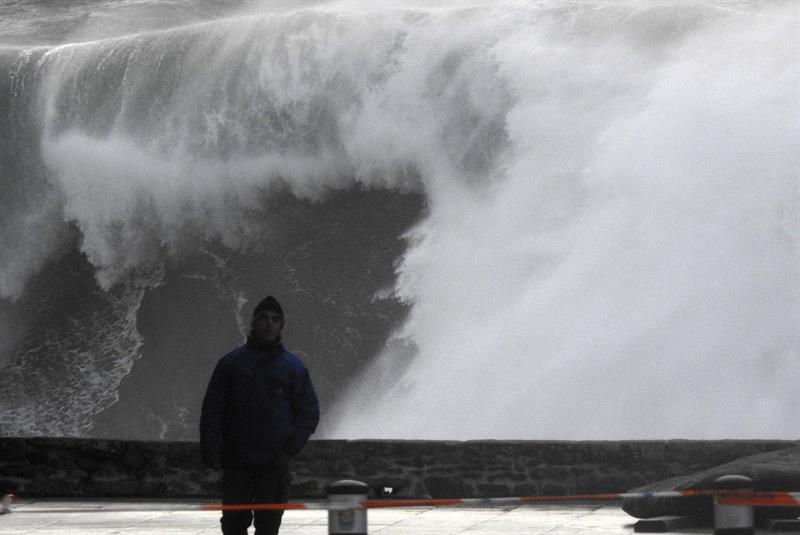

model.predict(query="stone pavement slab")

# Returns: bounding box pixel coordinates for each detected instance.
[0,498,761,534]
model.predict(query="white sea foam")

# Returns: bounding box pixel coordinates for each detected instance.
[328,2,800,439]
[0,1,797,438]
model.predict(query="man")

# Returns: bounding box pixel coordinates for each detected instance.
[200,295,320,535]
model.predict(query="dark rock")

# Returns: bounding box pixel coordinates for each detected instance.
[424,476,474,498]
[85,478,140,496]
[593,472,643,492]
[290,480,321,496]
[120,446,147,470]
[326,460,354,475]
[0,438,26,460]
[29,468,87,495]
[0,462,37,478]
[362,455,393,472]
[622,445,800,520]
[539,480,572,496]
[477,483,509,497]
[511,482,540,496]
[0,437,795,501]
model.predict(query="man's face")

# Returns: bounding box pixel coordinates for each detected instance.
[251,310,284,346]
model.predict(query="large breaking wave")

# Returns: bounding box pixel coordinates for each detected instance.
[0,1,797,439]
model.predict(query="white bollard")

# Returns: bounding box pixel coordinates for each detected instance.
[327,480,368,535]
[0,494,13,514]
[713,475,754,535]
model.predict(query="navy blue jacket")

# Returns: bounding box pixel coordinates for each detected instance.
[200,339,320,468]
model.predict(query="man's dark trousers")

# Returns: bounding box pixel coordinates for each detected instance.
[221,459,291,535]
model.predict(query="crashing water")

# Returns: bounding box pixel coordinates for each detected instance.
[0,0,797,439]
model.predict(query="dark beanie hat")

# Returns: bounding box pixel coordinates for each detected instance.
[253,295,284,318]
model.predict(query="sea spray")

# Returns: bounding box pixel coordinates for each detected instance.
[0,1,796,439]
[328,2,799,439]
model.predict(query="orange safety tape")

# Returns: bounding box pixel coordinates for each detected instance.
[204,490,800,511]
[9,490,800,513]
[716,492,800,508]
[200,502,310,511]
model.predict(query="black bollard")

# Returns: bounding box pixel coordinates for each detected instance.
[327,480,368,535]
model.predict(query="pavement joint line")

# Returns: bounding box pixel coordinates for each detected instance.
[537,504,606,535]
[450,504,523,535]
[369,505,435,532]
[3,500,789,534]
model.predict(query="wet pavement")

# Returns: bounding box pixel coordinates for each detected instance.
[0,498,740,534]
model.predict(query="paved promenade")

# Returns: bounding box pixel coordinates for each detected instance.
[0,498,722,534]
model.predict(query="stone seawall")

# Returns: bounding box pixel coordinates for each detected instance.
[0,438,795,499]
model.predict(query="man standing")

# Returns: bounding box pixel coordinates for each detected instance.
[201,295,320,535]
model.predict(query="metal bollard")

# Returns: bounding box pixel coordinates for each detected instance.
[713,475,754,535]
[327,480,368,535]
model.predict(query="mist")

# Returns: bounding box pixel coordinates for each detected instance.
[328,2,799,439]
[0,1,796,439]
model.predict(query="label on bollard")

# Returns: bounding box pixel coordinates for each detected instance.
[714,500,754,535]
[338,509,355,528]
[328,505,367,535]
[327,480,368,535]
[712,475,754,535]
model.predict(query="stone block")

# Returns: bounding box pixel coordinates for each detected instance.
[511,482,540,496]
[325,459,354,476]
[423,475,474,498]
[120,445,147,470]
[1,438,794,500]
[460,471,489,481]
[74,455,98,472]
[290,480,321,497]
[29,468,88,495]
[530,463,572,479]
[0,462,37,478]
[539,480,572,496]
[85,477,140,496]
[25,445,78,469]
[362,455,393,472]
[90,459,127,479]
[424,465,458,475]
[304,440,347,461]
[0,438,26,460]
[476,483,509,497]
[294,458,329,476]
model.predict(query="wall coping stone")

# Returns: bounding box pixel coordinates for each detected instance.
[0,437,795,499]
